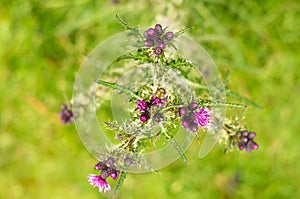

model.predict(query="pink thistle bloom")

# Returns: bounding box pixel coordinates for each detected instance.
[136,100,148,112]
[110,169,120,180]
[151,96,166,107]
[193,108,211,127]
[87,174,111,193]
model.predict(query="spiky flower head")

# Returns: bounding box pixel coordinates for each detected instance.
[87,174,111,193]
[193,108,211,127]
[236,131,259,152]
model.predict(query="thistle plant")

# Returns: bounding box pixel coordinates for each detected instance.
[59,15,260,195]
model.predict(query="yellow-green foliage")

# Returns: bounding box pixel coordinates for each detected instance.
[0,0,299,198]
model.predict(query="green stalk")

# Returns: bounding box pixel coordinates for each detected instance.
[114,171,127,194]
[159,105,183,113]
[159,123,188,163]
[199,99,247,108]
[174,27,194,39]
[227,91,262,109]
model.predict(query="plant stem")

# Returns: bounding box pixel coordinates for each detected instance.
[159,123,188,163]
[159,105,183,113]
[94,79,142,100]
[200,99,247,108]
[114,171,127,194]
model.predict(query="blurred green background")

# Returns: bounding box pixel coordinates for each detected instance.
[1,0,299,198]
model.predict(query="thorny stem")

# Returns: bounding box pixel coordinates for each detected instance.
[115,15,144,40]
[94,79,142,100]
[114,171,127,194]
[199,99,247,108]
[159,105,183,113]
[174,27,195,39]
[186,78,261,109]
[186,79,208,90]
[159,123,188,163]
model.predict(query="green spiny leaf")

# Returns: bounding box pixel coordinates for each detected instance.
[94,79,142,100]
[114,171,127,193]
[227,91,262,109]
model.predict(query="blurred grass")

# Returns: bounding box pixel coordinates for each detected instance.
[0,0,299,198]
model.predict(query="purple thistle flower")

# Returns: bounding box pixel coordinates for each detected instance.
[58,104,75,124]
[188,122,198,132]
[136,100,149,112]
[177,107,187,116]
[87,174,111,193]
[153,112,164,122]
[193,108,210,127]
[144,28,156,40]
[236,131,259,153]
[94,161,107,171]
[245,140,259,152]
[100,169,111,179]
[144,39,154,47]
[164,31,174,41]
[110,169,120,180]
[238,142,246,150]
[115,134,122,141]
[140,111,150,122]
[106,157,115,167]
[188,102,198,110]
[181,119,189,128]
[155,24,163,35]
[124,156,133,166]
[156,40,166,49]
[154,47,163,56]
[181,115,192,129]
[151,96,166,107]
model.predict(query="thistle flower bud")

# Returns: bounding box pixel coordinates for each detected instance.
[144,39,154,47]
[153,113,164,122]
[140,111,150,122]
[155,24,163,35]
[164,31,174,41]
[100,169,111,179]
[236,130,259,153]
[189,122,198,132]
[181,116,190,128]
[188,102,198,110]
[248,132,256,139]
[157,41,166,49]
[177,107,187,116]
[144,28,156,40]
[154,47,163,56]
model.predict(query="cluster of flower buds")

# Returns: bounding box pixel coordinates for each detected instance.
[136,95,166,122]
[58,104,75,124]
[87,159,120,193]
[177,102,211,132]
[236,131,259,152]
[143,24,174,56]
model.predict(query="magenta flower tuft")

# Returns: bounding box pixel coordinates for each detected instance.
[151,96,166,107]
[154,47,163,56]
[110,170,120,180]
[140,112,150,122]
[177,107,187,116]
[193,108,210,127]
[87,174,111,193]
[154,24,163,35]
[144,39,154,47]
[164,31,174,41]
[136,100,149,112]
[236,131,259,153]
[58,104,75,124]
[94,161,107,171]
[144,28,156,40]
